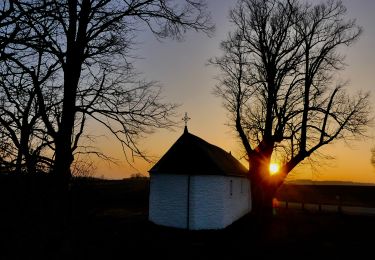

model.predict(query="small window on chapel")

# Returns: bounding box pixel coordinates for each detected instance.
[230,180,233,196]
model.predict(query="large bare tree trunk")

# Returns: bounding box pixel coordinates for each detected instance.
[250,174,279,217]
[52,73,77,181]
[54,139,74,181]
[249,150,280,217]
[53,74,79,181]
[52,0,87,182]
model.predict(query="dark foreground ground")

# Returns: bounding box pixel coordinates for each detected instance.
[1,176,375,259]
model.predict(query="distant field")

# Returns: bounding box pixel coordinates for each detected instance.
[276,184,375,207]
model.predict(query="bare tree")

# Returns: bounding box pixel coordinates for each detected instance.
[0,122,16,172]
[0,1,55,174]
[0,73,47,174]
[0,45,59,174]
[210,0,371,215]
[1,0,213,183]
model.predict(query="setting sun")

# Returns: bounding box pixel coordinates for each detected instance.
[269,163,279,175]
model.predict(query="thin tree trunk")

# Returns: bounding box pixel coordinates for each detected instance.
[15,150,23,174]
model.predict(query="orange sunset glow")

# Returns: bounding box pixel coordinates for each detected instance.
[90,0,375,184]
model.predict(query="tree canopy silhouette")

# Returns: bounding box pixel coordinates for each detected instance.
[0,0,213,180]
[210,0,371,215]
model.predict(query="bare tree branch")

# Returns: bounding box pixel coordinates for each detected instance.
[0,0,213,179]
[210,0,371,214]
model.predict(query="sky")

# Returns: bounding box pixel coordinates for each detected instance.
[92,0,375,184]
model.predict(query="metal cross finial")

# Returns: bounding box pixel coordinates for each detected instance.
[182,112,191,127]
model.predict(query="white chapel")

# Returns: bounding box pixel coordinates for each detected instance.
[148,125,251,230]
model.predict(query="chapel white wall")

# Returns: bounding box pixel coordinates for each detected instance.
[149,174,188,229]
[149,174,252,230]
[222,177,251,227]
[189,175,226,230]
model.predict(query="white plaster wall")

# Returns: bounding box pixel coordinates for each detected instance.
[189,176,251,230]
[222,177,251,227]
[149,174,188,229]
[189,175,226,230]
[149,174,251,230]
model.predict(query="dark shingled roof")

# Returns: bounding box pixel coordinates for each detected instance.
[149,127,248,177]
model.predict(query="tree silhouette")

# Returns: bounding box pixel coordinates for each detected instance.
[0,1,53,174]
[210,0,371,215]
[0,123,15,172]
[0,66,54,174]
[0,0,213,183]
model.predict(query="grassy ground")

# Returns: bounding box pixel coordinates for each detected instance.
[66,207,375,259]
[1,176,375,259]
